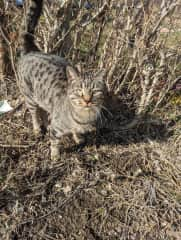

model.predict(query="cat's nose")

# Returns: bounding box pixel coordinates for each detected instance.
[83,94,92,103]
[82,90,92,103]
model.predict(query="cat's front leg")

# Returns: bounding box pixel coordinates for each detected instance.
[50,138,60,160]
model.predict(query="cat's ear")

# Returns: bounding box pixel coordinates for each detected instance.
[75,63,82,74]
[95,69,106,82]
[66,66,79,82]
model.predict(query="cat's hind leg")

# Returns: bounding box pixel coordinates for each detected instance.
[30,108,42,136]
[50,127,61,160]
[25,97,42,136]
[39,108,49,134]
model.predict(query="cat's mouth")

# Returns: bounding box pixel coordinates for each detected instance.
[78,103,97,111]
[82,101,92,107]
[84,106,93,110]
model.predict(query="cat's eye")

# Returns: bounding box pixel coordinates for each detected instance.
[93,89,102,95]
[94,89,102,92]
[76,89,83,96]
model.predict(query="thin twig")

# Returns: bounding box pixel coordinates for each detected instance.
[81,1,109,27]
[0,26,19,82]
[0,144,32,148]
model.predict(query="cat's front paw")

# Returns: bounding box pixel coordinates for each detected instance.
[51,153,60,161]
[73,132,85,145]
[33,127,42,136]
[51,150,60,161]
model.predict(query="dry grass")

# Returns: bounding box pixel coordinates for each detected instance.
[0,80,181,240]
[0,1,181,239]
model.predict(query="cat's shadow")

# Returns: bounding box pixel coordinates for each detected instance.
[64,98,173,154]
[64,121,171,154]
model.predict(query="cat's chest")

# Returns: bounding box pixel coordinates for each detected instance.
[54,107,96,132]
[70,110,97,131]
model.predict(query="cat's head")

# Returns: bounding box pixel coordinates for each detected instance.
[66,66,107,111]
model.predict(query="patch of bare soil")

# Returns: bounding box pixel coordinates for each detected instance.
[0,80,181,240]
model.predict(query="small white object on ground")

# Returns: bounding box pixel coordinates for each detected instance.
[0,100,13,115]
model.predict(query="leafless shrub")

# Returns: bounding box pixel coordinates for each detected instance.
[1,0,181,124]
[98,0,181,120]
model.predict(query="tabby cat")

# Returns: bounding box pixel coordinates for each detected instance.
[17,0,107,160]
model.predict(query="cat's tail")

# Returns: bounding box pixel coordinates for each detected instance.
[20,0,43,55]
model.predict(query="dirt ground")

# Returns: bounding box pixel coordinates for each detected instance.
[0,79,181,240]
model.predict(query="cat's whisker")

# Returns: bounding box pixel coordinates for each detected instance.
[94,107,103,126]
[100,105,113,117]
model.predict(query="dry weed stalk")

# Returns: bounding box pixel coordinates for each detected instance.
[0,1,7,82]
